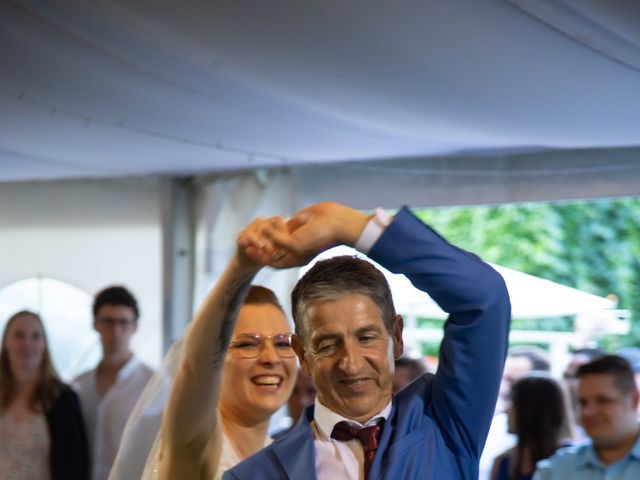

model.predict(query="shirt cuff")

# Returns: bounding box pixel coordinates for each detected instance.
[354,208,392,254]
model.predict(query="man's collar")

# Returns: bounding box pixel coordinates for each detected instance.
[313,398,392,440]
[578,444,603,470]
[578,429,640,469]
[115,354,139,381]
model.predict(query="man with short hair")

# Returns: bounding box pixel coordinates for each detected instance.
[74,286,153,480]
[563,347,606,411]
[533,355,640,480]
[562,346,607,442]
[223,202,511,479]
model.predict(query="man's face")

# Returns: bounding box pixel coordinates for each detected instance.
[563,353,592,411]
[93,304,137,356]
[578,373,639,448]
[294,293,403,424]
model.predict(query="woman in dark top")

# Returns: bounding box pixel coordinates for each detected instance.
[0,310,89,480]
[490,372,573,480]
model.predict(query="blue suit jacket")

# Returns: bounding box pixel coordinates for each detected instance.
[224,207,511,479]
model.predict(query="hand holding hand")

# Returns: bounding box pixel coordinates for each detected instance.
[238,203,369,269]
[236,216,289,269]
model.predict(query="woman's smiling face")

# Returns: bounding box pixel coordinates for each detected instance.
[219,303,296,424]
[4,312,47,375]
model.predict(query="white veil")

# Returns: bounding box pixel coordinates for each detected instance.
[108,336,184,480]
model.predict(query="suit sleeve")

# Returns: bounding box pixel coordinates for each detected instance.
[368,207,511,460]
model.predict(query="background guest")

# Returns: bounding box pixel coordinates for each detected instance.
[498,347,551,414]
[490,373,573,480]
[563,347,605,416]
[0,310,89,480]
[287,369,317,424]
[534,355,640,479]
[393,355,428,394]
[74,286,153,480]
[481,347,551,480]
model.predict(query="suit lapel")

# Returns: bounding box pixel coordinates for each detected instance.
[271,407,317,479]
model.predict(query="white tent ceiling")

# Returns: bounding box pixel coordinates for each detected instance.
[1,0,639,191]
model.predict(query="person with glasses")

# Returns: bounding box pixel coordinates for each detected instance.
[139,279,296,480]
[74,285,154,480]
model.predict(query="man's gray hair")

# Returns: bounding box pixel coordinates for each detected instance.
[291,256,396,343]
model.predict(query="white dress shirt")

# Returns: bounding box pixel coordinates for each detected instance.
[313,399,392,480]
[74,355,153,480]
[311,209,393,479]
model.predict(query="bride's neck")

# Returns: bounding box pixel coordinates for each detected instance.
[220,412,270,460]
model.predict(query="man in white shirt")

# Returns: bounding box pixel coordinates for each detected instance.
[224,202,511,479]
[74,286,154,480]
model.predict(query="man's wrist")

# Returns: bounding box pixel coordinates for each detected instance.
[355,208,392,253]
[334,204,369,246]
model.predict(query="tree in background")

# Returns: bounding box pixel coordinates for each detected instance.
[415,197,640,349]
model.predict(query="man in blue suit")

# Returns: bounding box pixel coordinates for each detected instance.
[228,202,511,479]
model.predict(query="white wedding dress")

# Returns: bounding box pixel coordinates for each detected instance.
[109,336,272,480]
[140,430,271,480]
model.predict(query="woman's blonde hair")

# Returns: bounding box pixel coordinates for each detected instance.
[0,310,63,414]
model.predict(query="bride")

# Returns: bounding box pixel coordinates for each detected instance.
[128,216,297,479]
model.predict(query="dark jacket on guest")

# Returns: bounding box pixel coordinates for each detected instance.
[45,385,90,480]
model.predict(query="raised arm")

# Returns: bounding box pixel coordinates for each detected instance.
[159,204,371,477]
[275,203,509,459]
[369,208,511,459]
[158,217,287,478]
[254,203,508,460]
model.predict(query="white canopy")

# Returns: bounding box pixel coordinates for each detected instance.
[1,0,639,205]
[303,246,615,320]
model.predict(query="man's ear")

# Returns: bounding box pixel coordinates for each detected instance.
[292,334,311,377]
[392,314,404,359]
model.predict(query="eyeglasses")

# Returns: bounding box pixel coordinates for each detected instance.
[96,317,136,329]
[229,332,295,359]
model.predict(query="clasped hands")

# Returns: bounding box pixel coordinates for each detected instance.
[236,202,368,270]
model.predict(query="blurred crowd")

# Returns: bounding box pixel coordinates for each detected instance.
[1,286,638,480]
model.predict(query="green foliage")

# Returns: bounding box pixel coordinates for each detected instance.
[414,197,640,350]
[509,317,574,332]
[416,317,443,329]
[418,342,441,358]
